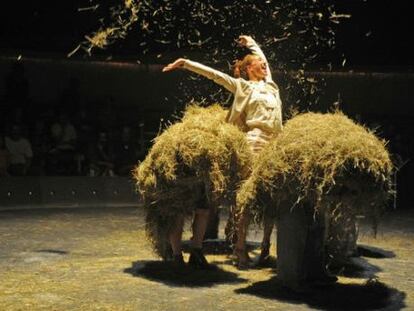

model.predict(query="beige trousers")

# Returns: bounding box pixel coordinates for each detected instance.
[246,128,275,154]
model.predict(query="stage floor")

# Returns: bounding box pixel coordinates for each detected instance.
[0,206,412,310]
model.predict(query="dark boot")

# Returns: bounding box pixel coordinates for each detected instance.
[257,242,271,266]
[171,253,185,268]
[188,247,212,270]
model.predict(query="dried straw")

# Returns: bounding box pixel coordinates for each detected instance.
[133,104,252,257]
[237,110,394,225]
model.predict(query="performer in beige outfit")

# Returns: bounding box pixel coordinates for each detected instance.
[163,35,283,269]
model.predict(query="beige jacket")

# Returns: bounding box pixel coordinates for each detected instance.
[183,40,282,135]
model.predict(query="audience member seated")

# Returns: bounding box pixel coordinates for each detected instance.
[46,113,78,175]
[4,125,33,176]
[28,119,49,176]
[88,131,115,177]
[114,125,140,176]
[73,107,95,175]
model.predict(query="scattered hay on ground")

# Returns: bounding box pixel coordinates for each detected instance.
[133,104,251,257]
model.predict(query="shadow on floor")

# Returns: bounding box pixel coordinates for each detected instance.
[208,255,277,271]
[330,244,396,279]
[181,239,260,255]
[330,257,382,279]
[235,277,406,310]
[124,260,246,287]
[357,244,396,258]
[35,249,69,255]
[183,239,277,270]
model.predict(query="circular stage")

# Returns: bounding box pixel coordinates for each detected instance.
[0,206,411,310]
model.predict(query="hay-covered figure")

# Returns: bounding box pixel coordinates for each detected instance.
[163,35,283,269]
[236,110,394,288]
[134,104,251,269]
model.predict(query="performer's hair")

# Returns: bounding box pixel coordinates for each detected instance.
[233,54,259,79]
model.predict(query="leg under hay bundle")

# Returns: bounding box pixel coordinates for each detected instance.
[276,202,336,288]
[191,208,210,248]
[204,207,220,240]
[165,184,212,269]
[257,217,275,265]
[224,206,238,245]
[169,215,185,257]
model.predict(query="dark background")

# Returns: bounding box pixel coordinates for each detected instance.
[0,0,412,69]
[0,0,412,209]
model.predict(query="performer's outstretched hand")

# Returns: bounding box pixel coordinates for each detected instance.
[237,35,256,47]
[162,58,186,72]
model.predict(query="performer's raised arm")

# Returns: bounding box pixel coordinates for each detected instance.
[162,58,239,94]
[238,35,273,82]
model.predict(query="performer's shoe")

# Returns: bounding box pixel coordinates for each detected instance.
[188,248,212,270]
[233,248,253,270]
[257,242,271,266]
[171,253,186,268]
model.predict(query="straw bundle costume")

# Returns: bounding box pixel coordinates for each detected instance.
[236,110,393,282]
[237,110,393,223]
[134,105,251,259]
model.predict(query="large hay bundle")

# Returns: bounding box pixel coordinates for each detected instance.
[237,111,394,223]
[133,104,252,257]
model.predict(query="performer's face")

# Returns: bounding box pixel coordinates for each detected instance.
[247,57,267,81]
